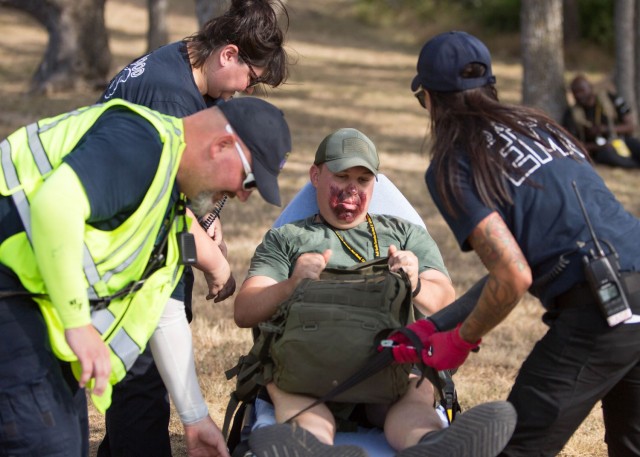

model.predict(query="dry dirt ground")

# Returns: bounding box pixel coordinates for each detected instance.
[1,0,638,456]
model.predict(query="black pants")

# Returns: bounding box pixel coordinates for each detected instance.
[0,295,88,457]
[97,268,193,457]
[96,345,172,457]
[593,137,640,168]
[499,281,640,456]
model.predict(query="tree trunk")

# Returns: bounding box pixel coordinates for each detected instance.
[0,0,111,94]
[194,0,230,29]
[562,0,580,45]
[614,0,636,125]
[635,1,640,131]
[147,0,169,52]
[520,0,566,122]
[193,0,288,30]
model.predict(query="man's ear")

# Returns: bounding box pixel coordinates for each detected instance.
[309,164,320,188]
[210,133,235,161]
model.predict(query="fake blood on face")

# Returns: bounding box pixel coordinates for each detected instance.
[328,184,367,223]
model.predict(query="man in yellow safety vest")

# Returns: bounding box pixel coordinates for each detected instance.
[0,96,291,457]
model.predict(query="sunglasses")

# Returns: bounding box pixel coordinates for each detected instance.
[414,88,427,109]
[225,124,257,191]
[239,51,266,88]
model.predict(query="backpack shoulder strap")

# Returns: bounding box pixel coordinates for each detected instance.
[394,325,460,424]
[222,327,279,442]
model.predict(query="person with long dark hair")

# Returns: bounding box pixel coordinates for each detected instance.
[392,31,640,455]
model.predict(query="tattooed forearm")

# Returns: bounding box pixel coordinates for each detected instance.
[471,213,527,273]
[461,212,532,341]
[464,275,519,339]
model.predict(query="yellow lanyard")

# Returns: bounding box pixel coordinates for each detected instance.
[324,213,380,263]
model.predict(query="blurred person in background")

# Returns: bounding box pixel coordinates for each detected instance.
[562,74,640,168]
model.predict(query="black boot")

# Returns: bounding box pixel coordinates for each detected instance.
[249,423,369,457]
[396,401,517,457]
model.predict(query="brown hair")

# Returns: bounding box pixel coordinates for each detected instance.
[184,0,290,87]
[427,63,587,217]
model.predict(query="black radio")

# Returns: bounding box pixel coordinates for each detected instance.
[573,181,631,326]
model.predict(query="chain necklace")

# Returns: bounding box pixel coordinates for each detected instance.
[322,213,379,263]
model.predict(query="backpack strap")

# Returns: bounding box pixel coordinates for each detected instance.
[222,391,244,450]
[393,325,460,424]
[438,369,460,424]
[283,349,396,424]
[223,329,277,443]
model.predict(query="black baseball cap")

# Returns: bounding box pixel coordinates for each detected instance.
[411,31,496,93]
[218,97,291,206]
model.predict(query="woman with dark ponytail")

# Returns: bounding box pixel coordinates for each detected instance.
[185,0,289,89]
[97,2,291,457]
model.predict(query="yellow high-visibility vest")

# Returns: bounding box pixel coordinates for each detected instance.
[0,99,188,411]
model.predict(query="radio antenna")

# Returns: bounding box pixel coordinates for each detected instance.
[572,180,605,257]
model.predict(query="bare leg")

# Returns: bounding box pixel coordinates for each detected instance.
[266,382,337,445]
[383,376,444,450]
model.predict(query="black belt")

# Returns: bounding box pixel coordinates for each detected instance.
[553,271,640,311]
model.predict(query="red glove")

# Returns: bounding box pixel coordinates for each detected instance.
[378,319,437,364]
[421,323,480,371]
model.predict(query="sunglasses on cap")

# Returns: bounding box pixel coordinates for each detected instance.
[414,87,427,109]
[225,124,258,191]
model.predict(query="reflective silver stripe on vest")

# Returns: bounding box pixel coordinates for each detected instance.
[37,107,88,134]
[8,122,104,298]
[26,123,52,176]
[2,139,33,243]
[92,307,140,371]
[92,307,116,334]
[84,242,102,300]
[110,327,141,371]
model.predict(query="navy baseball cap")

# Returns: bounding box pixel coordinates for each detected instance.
[411,31,496,93]
[218,97,292,206]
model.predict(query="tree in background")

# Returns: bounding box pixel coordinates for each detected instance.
[520,0,567,122]
[148,0,169,52]
[194,0,287,29]
[195,0,230,28]
[563,0,580,45]
[0,0,111,94]
[614,0,635,121]
[0,0,631,107]
[636,2,640,125]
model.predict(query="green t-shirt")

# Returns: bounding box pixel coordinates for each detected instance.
[248,214,449,282]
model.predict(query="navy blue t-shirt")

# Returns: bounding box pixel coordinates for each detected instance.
[99,41,218,304]
[426,120,640,307]
[100,41,216,117]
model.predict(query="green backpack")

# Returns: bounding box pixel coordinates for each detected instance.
[223,257,414,439]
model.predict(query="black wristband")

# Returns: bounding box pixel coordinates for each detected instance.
[411,278,422,298]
